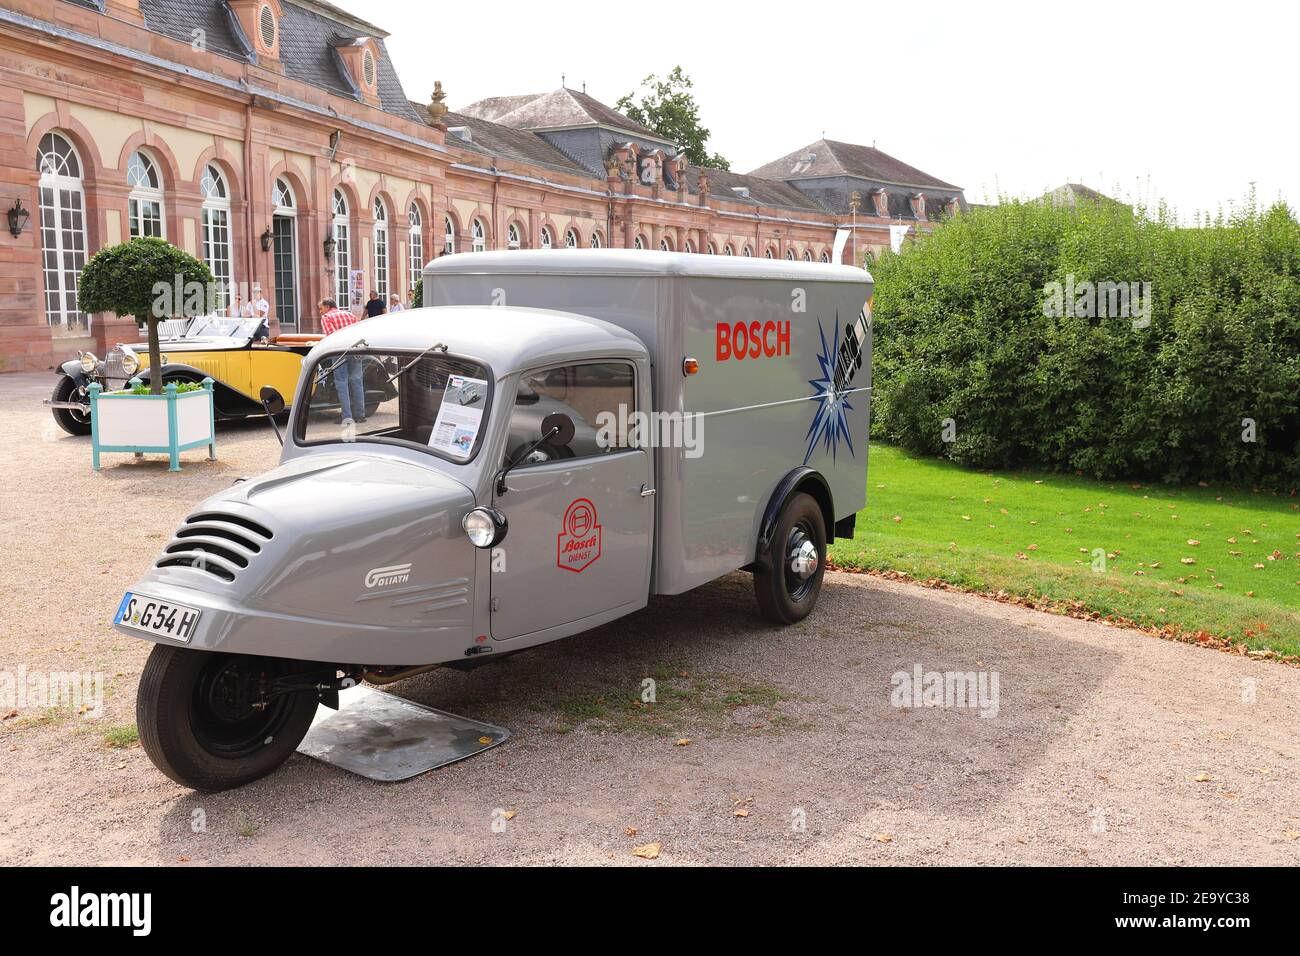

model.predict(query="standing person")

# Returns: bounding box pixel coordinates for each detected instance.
[319,297,366,424]
[248,284,271,341]
[364,290,386,318]
[388,293,405,313]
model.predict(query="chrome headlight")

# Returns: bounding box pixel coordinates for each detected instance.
[78,351,98,374]
[462,507,507,549]
[119,346,140,376]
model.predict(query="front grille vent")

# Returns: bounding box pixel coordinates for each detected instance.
[155,511,273,583]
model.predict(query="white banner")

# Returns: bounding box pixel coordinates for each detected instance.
[831,227,851,264]
[889,224,912,254]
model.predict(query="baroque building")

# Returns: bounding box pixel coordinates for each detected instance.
[0,0,965,372]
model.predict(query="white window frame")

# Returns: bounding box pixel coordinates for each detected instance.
[408,203,423,292]
[634,235,646,250]
[201,163,234,312]
[37,132,88,332]
[127,150,165,240]
[472,218,486,252]
[272,177,299,331]
[564,228,578,248]
[539,225,553,249]
[444,215,456,255]
[373,197,389,299]
[589,231,603,249]
[333,188,351,306]
[507,222,521,250]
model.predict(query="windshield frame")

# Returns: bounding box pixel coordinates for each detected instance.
[292,347,496,466]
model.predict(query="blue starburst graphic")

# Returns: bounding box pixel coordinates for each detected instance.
[803,315,855,465]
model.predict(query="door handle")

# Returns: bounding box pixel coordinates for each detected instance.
[640,484,656,497]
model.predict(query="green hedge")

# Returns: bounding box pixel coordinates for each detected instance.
[868,197,1300,490]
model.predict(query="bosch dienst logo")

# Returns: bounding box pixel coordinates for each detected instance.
[715,320,790,361]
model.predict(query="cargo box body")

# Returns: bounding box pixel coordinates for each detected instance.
[425,250,872,596]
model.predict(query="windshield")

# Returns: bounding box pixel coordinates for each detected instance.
[295,349,493,463]
[183,316,261,340]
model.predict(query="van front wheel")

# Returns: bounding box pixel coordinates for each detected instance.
[754,492,827,624]
[137,645,320,792]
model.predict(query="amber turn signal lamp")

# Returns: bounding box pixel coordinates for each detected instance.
[682,357,699,376]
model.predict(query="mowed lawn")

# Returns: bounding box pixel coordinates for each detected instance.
[830,445,1300,658]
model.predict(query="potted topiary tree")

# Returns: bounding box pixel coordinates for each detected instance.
[78,238,220,471]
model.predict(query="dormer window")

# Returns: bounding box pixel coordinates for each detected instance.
[334,37,382,106]
[362,49,377,88]
[258,5,276,50]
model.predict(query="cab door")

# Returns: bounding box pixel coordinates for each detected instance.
[490,360,653,640]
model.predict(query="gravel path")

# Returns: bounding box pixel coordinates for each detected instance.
[2,371,1299,865]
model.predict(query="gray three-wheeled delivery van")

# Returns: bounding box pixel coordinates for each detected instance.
[116,250,873,789]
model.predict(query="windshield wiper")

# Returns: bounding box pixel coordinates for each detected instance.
[384,342,448,387]
[315,338,369,381]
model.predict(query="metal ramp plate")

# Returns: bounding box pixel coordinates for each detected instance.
[297,685,509,782]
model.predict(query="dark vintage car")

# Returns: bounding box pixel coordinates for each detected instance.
[47,315,392,435]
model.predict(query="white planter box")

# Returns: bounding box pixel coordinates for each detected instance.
[89,378,217,472]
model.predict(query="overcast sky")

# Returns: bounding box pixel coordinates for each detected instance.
[364,0,1293,220]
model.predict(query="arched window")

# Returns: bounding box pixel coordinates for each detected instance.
[507,222,521,250]
[722,244,733,256]
[589,230,603,249]
[785,249,795,260]
[539,226,553,249]
[820,250,830,263]
[200,164,233,311]
[706,242,716,255]
[634,235,646,250]
[471,218,486,252]
[372,197,389,299]
[332,188,350,305]
[658,237,671,252]
[684,239,696,254]
[564,228,578,248]
[407,203,423,293]
[444,215,456,255]
[741,245,752,257]
[127,150,164,239]
[271,177,298,330]
[802,249,813,262]
[37,133,87,332]
[763,248,774,259]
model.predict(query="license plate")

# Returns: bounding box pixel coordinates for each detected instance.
[114,592,201,643]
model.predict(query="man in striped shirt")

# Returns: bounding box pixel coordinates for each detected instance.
[318,298,366,423]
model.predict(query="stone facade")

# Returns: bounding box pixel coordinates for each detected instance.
[0,0,965,372]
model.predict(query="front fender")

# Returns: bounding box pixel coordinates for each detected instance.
[57,361,89,388]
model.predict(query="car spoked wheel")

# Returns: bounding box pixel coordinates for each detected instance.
[50,375,91,436]
[754,491,827,624]
[137,645,322,792]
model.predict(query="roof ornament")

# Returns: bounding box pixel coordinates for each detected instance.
[427,81,448,126]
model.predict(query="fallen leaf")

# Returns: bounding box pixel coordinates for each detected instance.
[675,738,691,747]
[873,833,893,843]
[1285,830,1300,841]
[503,810,517,821]
[733,808,750,818]
[478,736,492,745]
[1,709,17,721]
[1194,772,1211,783]
[892,515,902,523]
[625,826,638,837]
[1181,557,1196,565]
[632,842,661,860]
[1187,539,1201,546]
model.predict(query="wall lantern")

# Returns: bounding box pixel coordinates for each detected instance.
[323,234,337,261]
[7,198,30,238]
[260,227,273,252]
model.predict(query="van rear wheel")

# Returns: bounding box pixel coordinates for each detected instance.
[137,645,320,792]
[754,492,827,624]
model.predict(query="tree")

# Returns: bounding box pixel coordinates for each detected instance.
[78,238,215,394]
[616,67,730,170]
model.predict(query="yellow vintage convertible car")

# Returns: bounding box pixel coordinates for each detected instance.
[47,315,390,435]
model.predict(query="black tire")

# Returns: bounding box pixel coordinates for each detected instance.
[51,375,91,436]
[754,492,827,624]
[136,645,320,792]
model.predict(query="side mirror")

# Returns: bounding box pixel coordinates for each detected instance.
[540,412,575,447]
[259,385,286,416]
